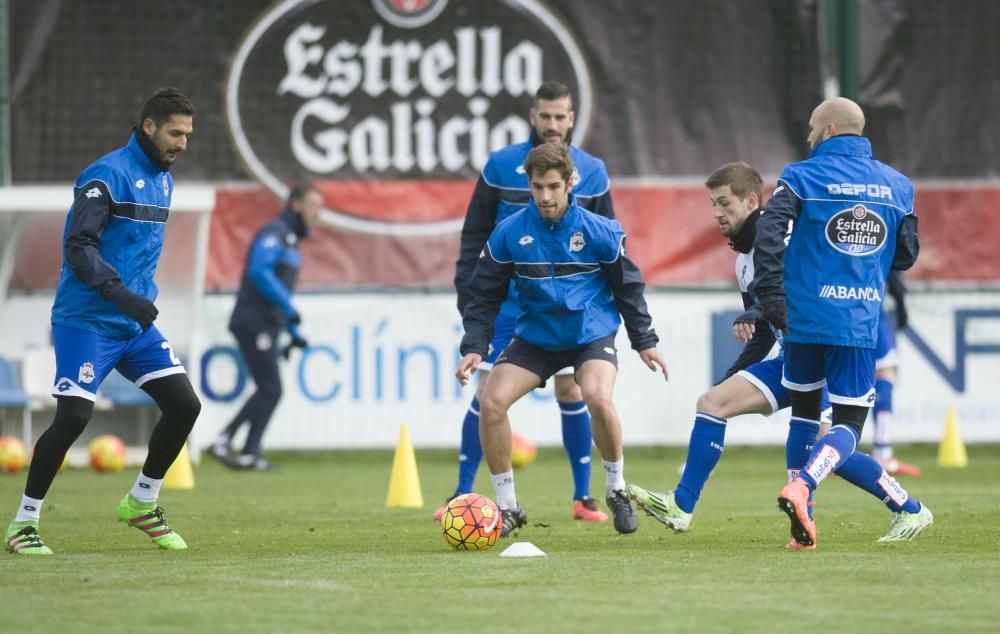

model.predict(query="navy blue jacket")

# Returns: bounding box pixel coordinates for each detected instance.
[51,131,174,339]
[454,132,614,317]
[461,195,657,356]
[752,135,919,348]
[229,209,309,334]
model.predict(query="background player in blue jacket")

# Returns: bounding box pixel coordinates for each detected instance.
[441,81,616,524]
[871,272,921,476]
[456,143,668,537]
[5,88,199,555]
[628,162,925,548]
[753,98,931,547]
[208,184,322,470]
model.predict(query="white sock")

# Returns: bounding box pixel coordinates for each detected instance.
[15,495,43,522]
[603,458,626,494]
[130,472,163,503]
[873,411,894,460]
[491,470,517,510]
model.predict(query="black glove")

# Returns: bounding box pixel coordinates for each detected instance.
[281,335,309,360]
[109,288,158,331]
[733,304,764,327]
[760,298,787,332]
[895,305,908,330]
[287,311,301,326]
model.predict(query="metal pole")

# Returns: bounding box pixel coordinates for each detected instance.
[837,0,861,101]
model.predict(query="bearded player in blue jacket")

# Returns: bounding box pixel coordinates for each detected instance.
[456,143,669,537]
[5,88,200,555]
[753,97,932,547]
[441,81,615,524]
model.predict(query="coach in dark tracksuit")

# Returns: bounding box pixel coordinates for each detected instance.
[208,184,322,470]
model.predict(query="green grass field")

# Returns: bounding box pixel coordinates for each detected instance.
[2,444,998,633]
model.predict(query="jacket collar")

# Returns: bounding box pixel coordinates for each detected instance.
[728,208,761,254]
[129,127,172,172]
[528,193,579,230]
[280,207,310,239]
[809,134,872,159]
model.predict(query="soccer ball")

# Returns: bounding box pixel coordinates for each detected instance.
[88,434,126,472]
[510,432,537,469]
[0,436,26,473]
[441,493,502,551]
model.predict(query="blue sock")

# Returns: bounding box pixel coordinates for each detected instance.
[786,417,820,473]
[675,413,727,513]
[786,417,820,517]
[799,424,859,490]
[559,400,593,500]
[873,378,894,458]
[835,451,921,513]
[454,397,483,495]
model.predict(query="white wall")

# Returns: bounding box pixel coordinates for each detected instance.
[4,290,999,450]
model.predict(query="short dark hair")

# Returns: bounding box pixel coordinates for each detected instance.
[524,142,574,181]
[534,80,572,108]
[139,87,195,126]
[287,181,319,206]
[705,162,763,202]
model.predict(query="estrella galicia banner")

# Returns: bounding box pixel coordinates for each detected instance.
[225,0,593,235]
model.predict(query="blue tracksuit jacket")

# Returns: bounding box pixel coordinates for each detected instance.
[228,208,308,334]
[460,196,657,356]
[752,135,919,348]
[51,131,174,339]
[454,132,614,318]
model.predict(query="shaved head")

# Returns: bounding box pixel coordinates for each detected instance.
[807,97,866,149]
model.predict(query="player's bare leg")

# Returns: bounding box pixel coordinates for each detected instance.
[576,360,636,533]
[477,363,541,536]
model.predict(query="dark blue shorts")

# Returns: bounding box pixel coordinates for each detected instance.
[494,335,619,385]
[737,354,832,421]
[478,313,574,377]
[781,342,876,407]
[51,324,186,401]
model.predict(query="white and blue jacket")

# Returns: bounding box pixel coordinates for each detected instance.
[51,131,174,339]
[460,195,657,355]
[454,132,614,318]
[752,135,919,348]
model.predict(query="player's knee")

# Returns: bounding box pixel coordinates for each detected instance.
[477,392,508,424]
[696,389,726,417]
[161,382,202,425]
[50,396,94,439]
[581,389,614,421]
[258,381,282,406]
[553,375,582,402]
[790,389,823,421]
[831,404,868,437]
